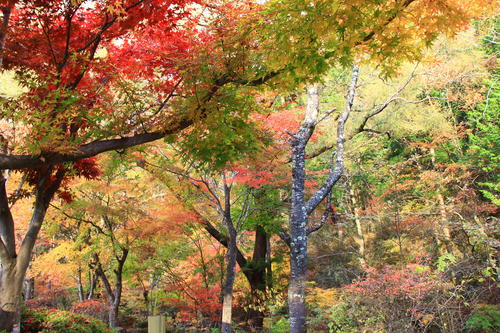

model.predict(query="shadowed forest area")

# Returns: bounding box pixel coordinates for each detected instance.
[0,0,498,332]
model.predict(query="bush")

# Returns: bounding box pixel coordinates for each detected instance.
[70,300,108,322]
[21,308,116,333]
[465,304,500,333]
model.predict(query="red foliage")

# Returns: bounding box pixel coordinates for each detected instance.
[25,288,69,309]
[344,264,446,303]
[70,300,108,322]
[163,275,221,323]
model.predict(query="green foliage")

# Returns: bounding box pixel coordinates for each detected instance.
[326,302,357,333]
[465,304,500,333]
[168,85,265,170]
[21,308,116,333]
[466,77,499,205]
[270,317,289,333]
[436,253,458,272]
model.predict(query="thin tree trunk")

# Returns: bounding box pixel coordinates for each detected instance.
[23,277,34,300]
[221,228,237,333]
[246,225,269,329]
[95,248,128,328]
[429,148,453,254]
[77,268,84,302]
[350,187,366,265]
[86,269,97,300]
[221,178,237,333]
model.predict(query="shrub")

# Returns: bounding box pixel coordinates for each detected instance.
[25,289,71,310]
[70,300,108,322]
[465,304,500,333]
[334,264,462,332]
[21,308,117,333]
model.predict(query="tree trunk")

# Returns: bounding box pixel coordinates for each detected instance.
[221,227,237,333]
[108,301,119,329]
[23,277,34,300]
[86,270,96,300]
[246,225,269,330]
[77,268,84,302]
[0,259,23,333]
[0,169,63,332]
[350,187,366,265]
[287,84,321,333]
[287,67,358,333]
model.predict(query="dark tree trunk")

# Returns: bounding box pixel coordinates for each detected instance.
[246,225,270,329]
[95,248,128,328]
[289,120,309,333]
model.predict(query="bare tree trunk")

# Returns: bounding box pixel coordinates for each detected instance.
[23,277,34,300]
[350,187,366,265]
[287,66,358,333]
[221,227,237,333]
[95,248,128,328]
[77,268,84,302]
[429,148,453,254]
[86,270,96,300]
[246,225,270,329]
[221,178,237,333]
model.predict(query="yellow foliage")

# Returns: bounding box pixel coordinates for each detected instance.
[306,286,341,309]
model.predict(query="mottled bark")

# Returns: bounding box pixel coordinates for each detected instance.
[221,180,237,333]
[287,66,359,333]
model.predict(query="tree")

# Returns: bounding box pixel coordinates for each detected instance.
[0,1,275,330]
[282,67,358,333]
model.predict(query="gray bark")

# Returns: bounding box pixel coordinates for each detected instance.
[287,66,359,333]
[221,179,237,333]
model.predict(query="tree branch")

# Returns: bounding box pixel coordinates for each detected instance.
[305,65,359,215]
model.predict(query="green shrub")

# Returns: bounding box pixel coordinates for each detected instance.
[270,317,289,333]
[465,304,500,333]
[21,308,116,333]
